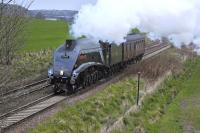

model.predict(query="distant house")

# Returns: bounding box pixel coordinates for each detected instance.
[45,18,58,21]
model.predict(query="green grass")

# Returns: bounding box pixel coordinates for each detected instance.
[122,58,200,133]
[154,58,200,132]
[13,50,52,79]
[24,19,70,51]
[29,78,139,133]
[2,49,52,83]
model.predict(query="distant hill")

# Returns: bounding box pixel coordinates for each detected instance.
[1,3,78,23]
[28,10,78,23]
[0,3,28,15]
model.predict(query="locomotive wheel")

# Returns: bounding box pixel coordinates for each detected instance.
[80,72,86,89]
[54,84,63,94]
[94,72,97,83]
[110,68,113,76]
[68,85,77,94]
[87,75,90,86]
[97,71,100,79]
[83,78,87,88]
[89,74,93,85]
[98,71,102,80]
[91,74,94,84]
[82,77,86,89]
[92,73,96,83]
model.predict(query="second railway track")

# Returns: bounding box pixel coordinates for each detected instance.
[0,44,171,132]
[0,79,54,123]
[1,79,49,98]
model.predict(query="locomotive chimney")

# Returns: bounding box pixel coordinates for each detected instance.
[65,40,75,49]
[99,40,110,45]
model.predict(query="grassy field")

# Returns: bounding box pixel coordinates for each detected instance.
[150,58,200,132]
[24,19,70,51]
[122,58,200,133]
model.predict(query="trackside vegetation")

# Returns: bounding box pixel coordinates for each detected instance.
[0,50,52,94]
[121,58,200,132]
[29,78,141,132]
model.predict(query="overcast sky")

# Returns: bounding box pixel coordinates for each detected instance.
[17,0,97,10]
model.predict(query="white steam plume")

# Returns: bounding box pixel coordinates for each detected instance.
[71,0,200,48]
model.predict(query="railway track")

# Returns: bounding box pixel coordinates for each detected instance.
[0,79,53,124]
[1,79,49,98]
[0,44,171,132]
[0,83,52,104]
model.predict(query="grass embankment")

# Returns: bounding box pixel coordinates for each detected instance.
[30,78,139,132]
[121,58,200,133]
[24,19,70,51]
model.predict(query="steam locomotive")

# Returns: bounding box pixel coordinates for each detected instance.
[48,34,145,93]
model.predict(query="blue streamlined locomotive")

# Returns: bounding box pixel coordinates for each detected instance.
[48,34,145,93]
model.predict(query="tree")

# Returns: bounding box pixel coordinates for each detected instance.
[35,12,45,19]
[129,28,141,34]
[0,0,32,65]
[0,0,32,94]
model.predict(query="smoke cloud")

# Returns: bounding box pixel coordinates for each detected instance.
[71,0,200,48]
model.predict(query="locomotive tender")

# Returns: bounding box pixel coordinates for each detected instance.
[48,34,145,93]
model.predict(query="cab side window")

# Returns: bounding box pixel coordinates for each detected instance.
[75,52,102,68]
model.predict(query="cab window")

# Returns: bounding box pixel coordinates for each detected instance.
[75,52,102,68]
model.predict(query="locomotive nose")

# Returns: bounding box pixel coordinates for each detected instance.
[53,67,71,78]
